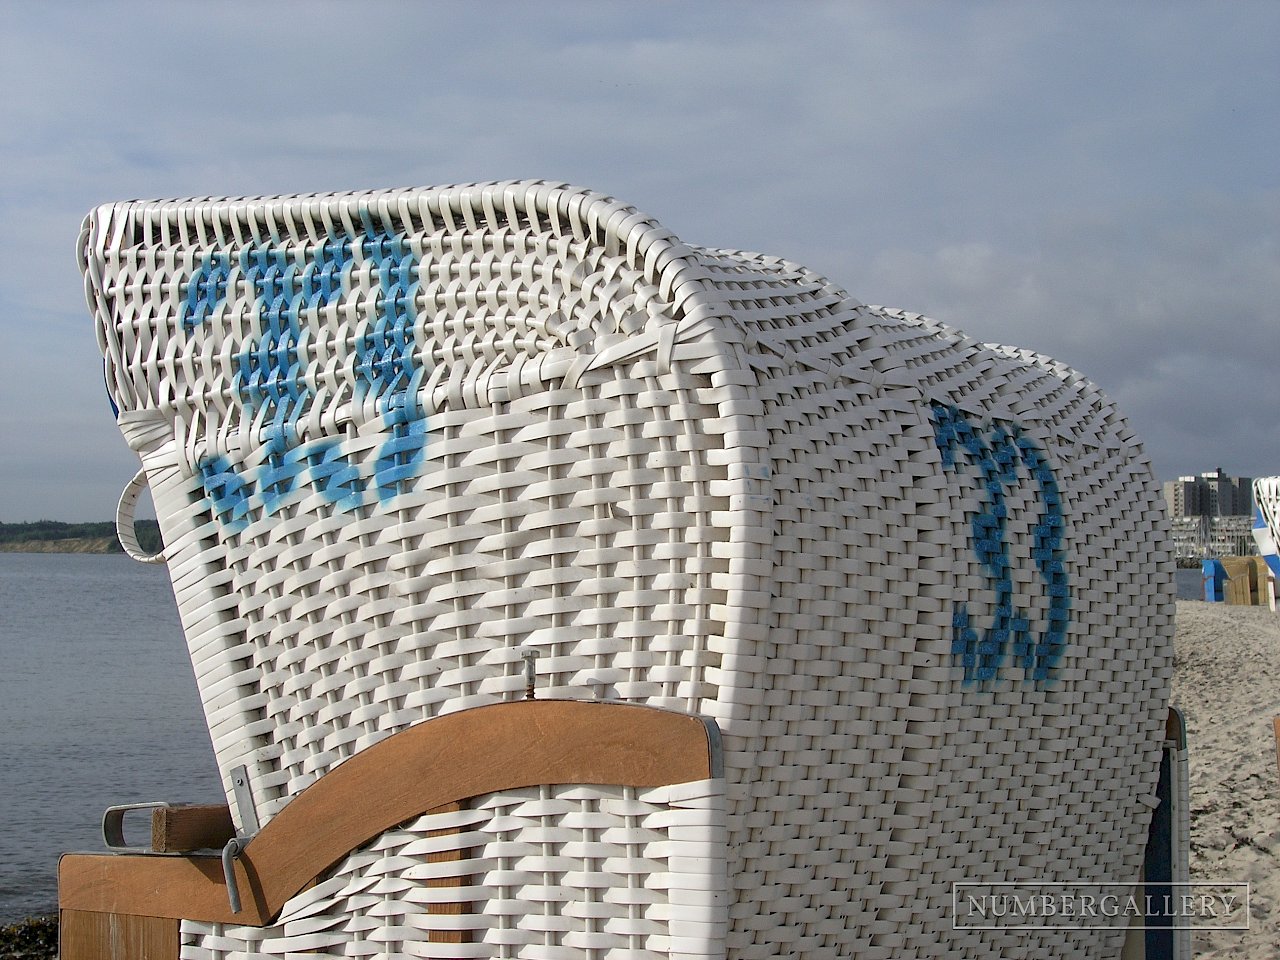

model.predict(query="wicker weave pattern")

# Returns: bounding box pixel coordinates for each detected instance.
[179,780,726,960]
[121,374,730,815]
[83,181,1174,958]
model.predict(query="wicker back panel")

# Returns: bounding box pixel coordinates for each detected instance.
[82,181,1174,959]
[125,366,730,820]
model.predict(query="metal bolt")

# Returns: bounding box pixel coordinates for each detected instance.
[521,649,539,700]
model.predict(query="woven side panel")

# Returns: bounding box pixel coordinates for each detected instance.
[179,780,727,960]
[682,252,1173,959]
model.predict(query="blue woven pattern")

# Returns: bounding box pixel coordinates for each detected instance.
[931,404,1069,684]
[352,223,427,501]
[1016,438,1070,680]
[181,254,230,329]
[306,441,366,513]
[303,236,351,309]
[235,247,312,434]
[355,227,421,415]
[197,456,251,532]
[258,434,306,516]
[375,419,428,503]
[188,227,430,525]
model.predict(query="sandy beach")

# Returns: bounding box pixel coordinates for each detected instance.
[1172,599,1280,958]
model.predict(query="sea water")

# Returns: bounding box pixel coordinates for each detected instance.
[0,553,220,922]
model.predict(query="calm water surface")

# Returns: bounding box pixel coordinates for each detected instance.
[0,553,220,922]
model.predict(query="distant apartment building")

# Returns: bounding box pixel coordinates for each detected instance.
[1162,468,1256,561]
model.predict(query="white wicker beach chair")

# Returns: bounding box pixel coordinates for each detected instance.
[62,181,1174,960]
[1254,477,1280,581]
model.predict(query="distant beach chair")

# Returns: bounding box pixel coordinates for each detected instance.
[1253,477,1280,612]
[62,182,1180,959]
[1201,557,1230,602]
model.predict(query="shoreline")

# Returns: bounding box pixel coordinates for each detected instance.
[0,538,121,555]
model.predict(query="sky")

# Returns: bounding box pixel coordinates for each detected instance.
[1,0,1277,522]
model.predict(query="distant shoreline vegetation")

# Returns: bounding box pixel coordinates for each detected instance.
[0,520,162,555]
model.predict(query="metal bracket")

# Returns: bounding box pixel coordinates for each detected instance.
[221,836,250,914]
[102,801,170,851]
[224,764,260,914]
[230,765,260,835]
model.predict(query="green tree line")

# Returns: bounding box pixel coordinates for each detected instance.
[0,520,163,553]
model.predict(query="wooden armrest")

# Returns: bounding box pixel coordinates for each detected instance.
[61,699,721,926]
[152,804,235,853]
